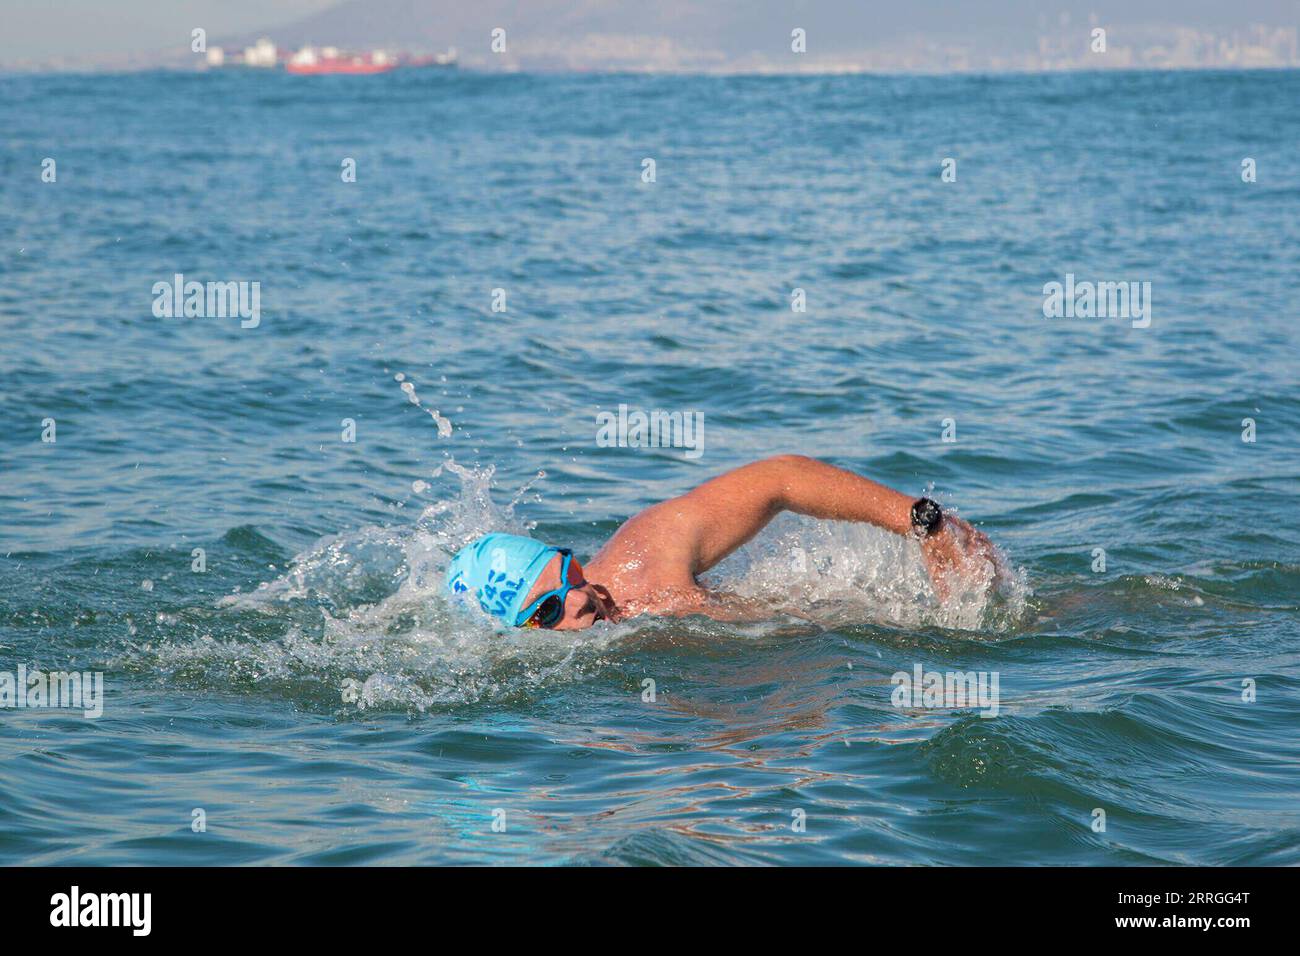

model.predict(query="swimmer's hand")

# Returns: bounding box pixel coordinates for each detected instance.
[920,515,1000,602]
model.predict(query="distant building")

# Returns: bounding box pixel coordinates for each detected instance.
[205,47,225,67]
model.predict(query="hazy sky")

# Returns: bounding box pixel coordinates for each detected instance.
[0,0,337,60]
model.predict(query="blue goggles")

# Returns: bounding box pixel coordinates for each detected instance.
[516,549,575,629]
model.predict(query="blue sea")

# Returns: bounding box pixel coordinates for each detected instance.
[1,68,1298,866]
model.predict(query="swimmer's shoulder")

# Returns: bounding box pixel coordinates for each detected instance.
[593,498,702,575]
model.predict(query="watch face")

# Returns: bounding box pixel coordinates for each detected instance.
[912,498,942,536]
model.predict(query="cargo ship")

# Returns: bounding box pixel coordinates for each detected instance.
[284,45,456,74]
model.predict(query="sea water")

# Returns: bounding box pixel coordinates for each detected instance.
[1,68,1297,865]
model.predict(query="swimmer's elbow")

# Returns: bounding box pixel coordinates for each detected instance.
[760,455,822,506]
[688,455,825,521]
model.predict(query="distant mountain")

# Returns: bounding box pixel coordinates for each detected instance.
[215,0,1300,72]
[218,0,925,69]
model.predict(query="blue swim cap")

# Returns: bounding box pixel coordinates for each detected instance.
[445,533,560,628]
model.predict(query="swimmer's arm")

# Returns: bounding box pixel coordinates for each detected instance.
[671,455,994,600]
[674,455,916,574]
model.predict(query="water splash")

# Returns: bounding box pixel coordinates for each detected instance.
[180,460,625,710]
[394,371,452,438]
[707,512,1030,632]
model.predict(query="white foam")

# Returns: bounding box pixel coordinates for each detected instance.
[706,512,1029,632]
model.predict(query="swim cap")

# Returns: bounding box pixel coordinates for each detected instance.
[445,533,560,627]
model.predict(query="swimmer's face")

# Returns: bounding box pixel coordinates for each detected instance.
[522,552,617,630]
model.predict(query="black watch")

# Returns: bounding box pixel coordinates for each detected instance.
[910,497,944,538]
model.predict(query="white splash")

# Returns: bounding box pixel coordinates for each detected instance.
[706,512,1030,632]
[396,372,453,438]
[196,460,629,711]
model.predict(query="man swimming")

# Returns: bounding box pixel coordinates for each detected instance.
[446,455,999,630]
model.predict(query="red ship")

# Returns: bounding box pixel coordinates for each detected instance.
[285,46,396,74]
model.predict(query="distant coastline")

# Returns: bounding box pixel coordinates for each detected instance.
[5,62,1299,79]
[5,19,1297,76]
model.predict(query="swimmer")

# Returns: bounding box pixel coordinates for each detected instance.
[446,455,999,630]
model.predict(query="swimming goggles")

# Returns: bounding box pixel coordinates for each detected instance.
[517,549,574,629]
